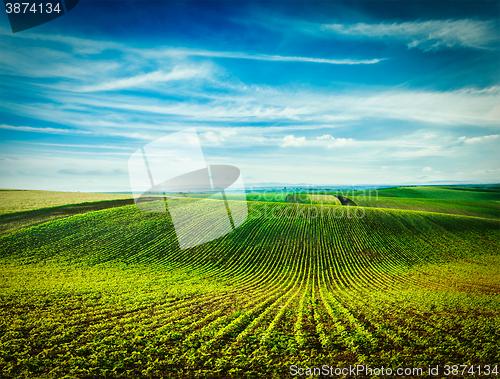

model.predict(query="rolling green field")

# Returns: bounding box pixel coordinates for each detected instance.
[190,186,500,219]
[1,189,499,378]
[0,199,135,237]
[308,194,341,206]
[366,186,500,201]
[355,198,500,220]
[0,190,133,215]
[333,187,500,220]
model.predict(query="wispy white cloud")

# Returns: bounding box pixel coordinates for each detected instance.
[22,142,133,150]
[317,134,354,148]
[335,86,500,125]
[45,85,500,126]
[3,84,498,149]
[0,124,93,135]
[78,66,210,92]
[282,135,306,147]
[487,105,500,120]
[58,168,127,176]
[202,130,237,144]
[0,27,122,54]
[390,146,451,159]
[422,167,433,171]
[154,48,384,65]
[0,38,121,79]
[2,27,384,65]
[0,123,155,140]
[3,28,497,128]
[463,134,499,144]
[322,19,498,51]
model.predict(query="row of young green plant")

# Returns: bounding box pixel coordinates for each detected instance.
[1,200,499,377]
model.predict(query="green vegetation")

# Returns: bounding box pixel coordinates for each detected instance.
[285,193,311,204]
[361,186,500,201]
[189,186,500,221]
[246,192,287,202]
[356,197,500,219]
[320,186,500,219]
[0,189,133,215]
[1,194,499,378]
[308,194,341,205]
[191,191,341,205]
[0,199,135,237]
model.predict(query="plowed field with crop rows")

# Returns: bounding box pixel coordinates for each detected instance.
[1,198,499,378]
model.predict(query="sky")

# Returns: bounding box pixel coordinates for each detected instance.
[0,0,499,192]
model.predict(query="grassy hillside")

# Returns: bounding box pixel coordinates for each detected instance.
[308,194,342,205]
[0,199,135,237]
[355,197,500,219]
[0,189,133,215]
[1,199,499,378]
[193,186,500,219]
[365,186,500,201]
[325,186,500,219]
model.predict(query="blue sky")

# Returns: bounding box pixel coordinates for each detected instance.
[0,1,499,191]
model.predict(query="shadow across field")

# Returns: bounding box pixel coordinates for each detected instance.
[0,198,158,237]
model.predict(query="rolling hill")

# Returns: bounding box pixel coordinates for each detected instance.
[1,196,499,378]
[361,186,500,201]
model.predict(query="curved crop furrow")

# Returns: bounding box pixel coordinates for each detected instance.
[2,196,500,378]
[261,262,307,346]
[293,249,313,348]
[326,290,376,346]
[197,250,305,352]
[176,247,304,354]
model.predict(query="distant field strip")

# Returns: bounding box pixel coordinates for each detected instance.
[355,197,500,219]
[1,199,499,378]
[361,186,500,201]
[0,190,133,215]
[197,187,500,219]
[0,199,135,237]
